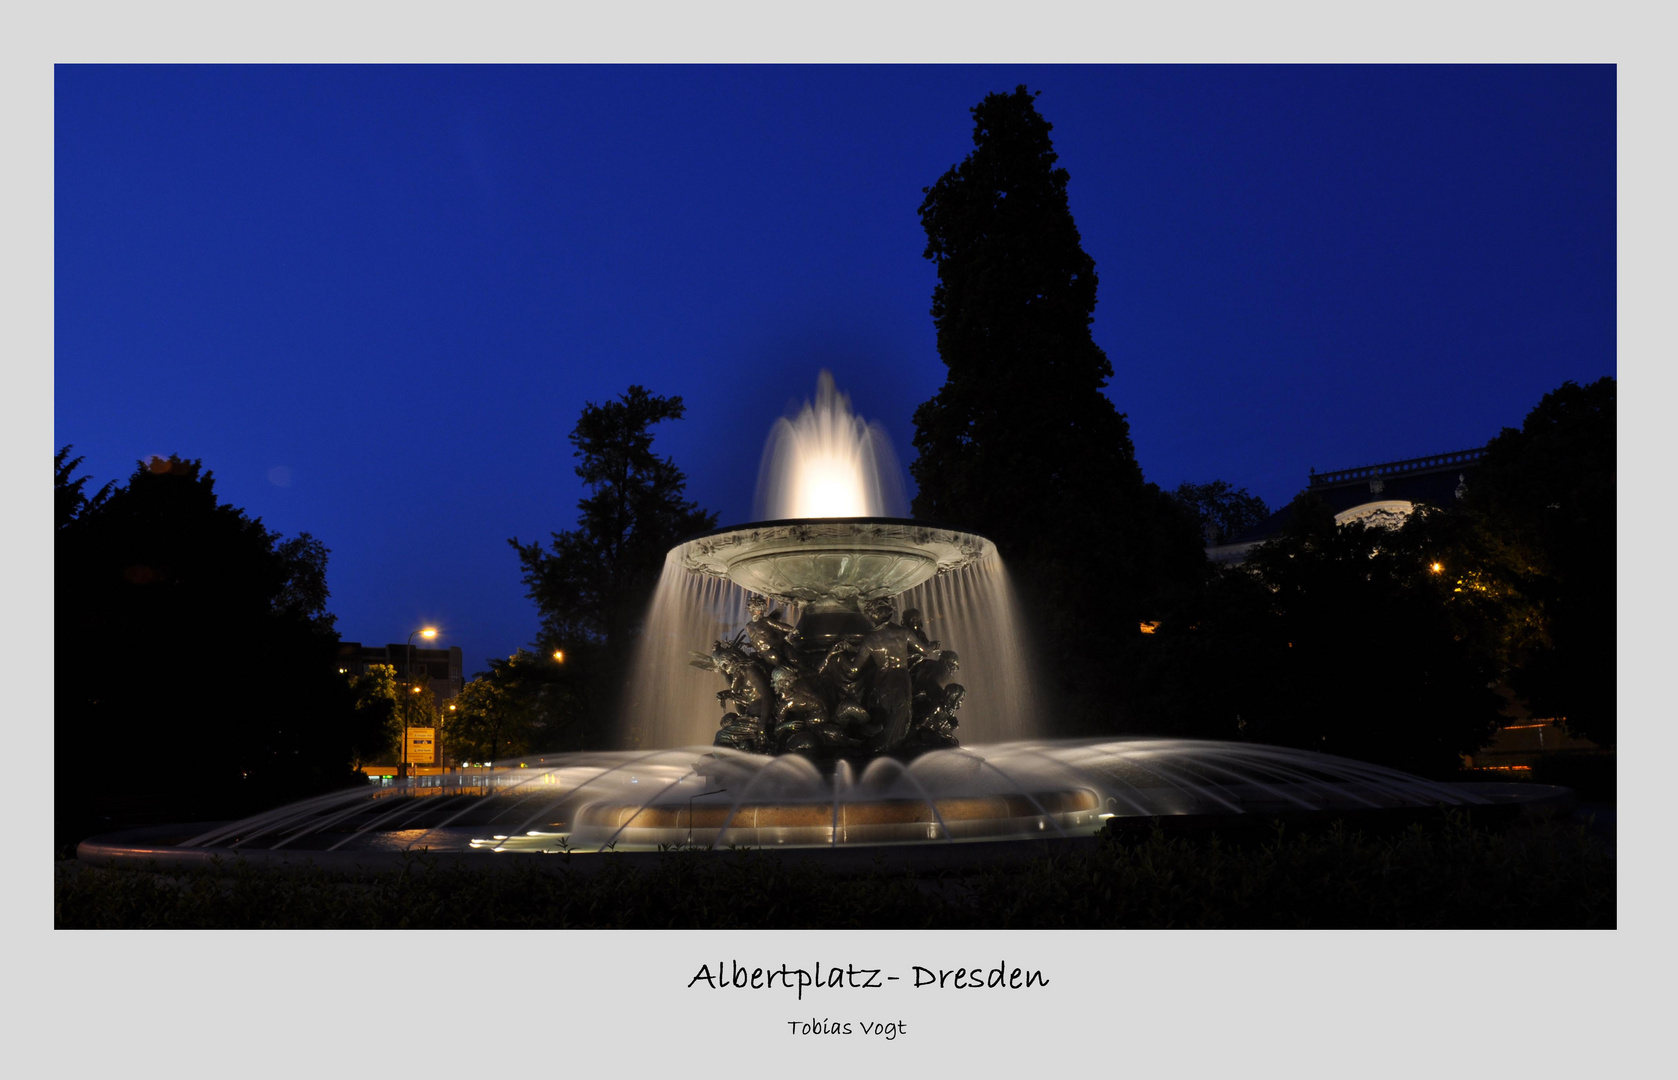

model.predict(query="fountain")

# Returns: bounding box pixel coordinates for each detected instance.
[76,371,1571,872]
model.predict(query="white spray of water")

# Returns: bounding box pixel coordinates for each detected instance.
[755,370,907,519]
[618,556,753,750]
[618,370,1042,749]
[897,554,1037,744]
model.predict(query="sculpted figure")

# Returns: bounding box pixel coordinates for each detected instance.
[858,598,932,670]
[771,665,864,757]
[853,598,928,751]
[927,683,964,738]
[770,665,829,729]
[911,649,960,729]
[697,596,967,758]
[900,682,964,752]
[742,593,798,670]
[713,710,766,753]
[901,608,940,654]
[912,648,959,700]
[710,640,772,728]
[818,638,874,737]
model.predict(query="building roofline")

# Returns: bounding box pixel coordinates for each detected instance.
[1309,447,1484,489]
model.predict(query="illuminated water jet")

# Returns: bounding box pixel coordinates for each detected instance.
[755,370,906,520]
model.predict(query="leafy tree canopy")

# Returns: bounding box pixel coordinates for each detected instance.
[509,387,715,745]
[1127,376,1614,769]
[1464,377,1616,743]
[1171,480,1271,544]
[344,663,442,767]
[444,649,588,762]
[55,449,362,845]
[346,664,402,766]
[55,445,114,529]
[1237,496,1504,773]
[512,386,716,650]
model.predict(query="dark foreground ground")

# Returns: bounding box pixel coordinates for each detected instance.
[57,808,1614,929]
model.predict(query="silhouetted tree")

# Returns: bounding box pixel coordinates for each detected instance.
[341,662,446,766]
[1390,503,1549,691]
[444,649,589,762]
[911,86,1203,733]
[55,450,363,849]
[1171,480,1271,545]
[510,386,716,745]
[1465,377,1616,744]
[1131,504,1522,774]
[1122,560,1288,742]
[55,445,113,529]
[1232,496,1506,774]
[346,663,403,767]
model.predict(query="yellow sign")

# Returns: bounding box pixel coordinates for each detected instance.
[406,727,436,765]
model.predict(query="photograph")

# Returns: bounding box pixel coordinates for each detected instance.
[32,18,1646,1071]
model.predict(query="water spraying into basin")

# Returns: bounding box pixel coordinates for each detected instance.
[160,739,1497,858]
[620,369,1041,754]
[897,556,1036,744]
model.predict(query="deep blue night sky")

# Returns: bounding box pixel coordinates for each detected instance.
[54,65,1615,674]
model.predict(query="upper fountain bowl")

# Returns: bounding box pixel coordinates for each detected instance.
[674,517,994,607]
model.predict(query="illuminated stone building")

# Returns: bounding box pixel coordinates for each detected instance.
[335,640,464,706]
[1206,447,1485,565]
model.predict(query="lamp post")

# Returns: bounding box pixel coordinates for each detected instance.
[407,626,438,685]
[403,626,438,778]
[446,703,457,790]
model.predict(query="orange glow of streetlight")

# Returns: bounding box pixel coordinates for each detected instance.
[553,649,565,663]
[420,626,438,639]
[1429,562,1444,575]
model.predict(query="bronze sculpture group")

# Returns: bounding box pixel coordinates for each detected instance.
[694,593,966,759]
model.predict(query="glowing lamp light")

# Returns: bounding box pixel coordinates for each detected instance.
[553,649,565,663]
[420,627,438,639]
[1429,562,1444,574]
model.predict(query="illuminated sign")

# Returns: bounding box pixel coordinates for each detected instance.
[406,727,436,765]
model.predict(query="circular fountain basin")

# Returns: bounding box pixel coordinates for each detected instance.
[673,517,993,606]
[75,740,1578,874]
[564,788,1102,848]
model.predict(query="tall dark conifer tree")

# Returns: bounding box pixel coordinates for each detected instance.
[912,86,1201,732]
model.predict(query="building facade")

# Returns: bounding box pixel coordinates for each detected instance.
[1206,447,1485,565]
[336,640,465,706]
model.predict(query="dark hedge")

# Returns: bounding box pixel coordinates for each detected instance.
[57,813,1612,930]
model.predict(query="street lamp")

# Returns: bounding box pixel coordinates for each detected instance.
[403,626,438,777]
[408,626,438,685]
